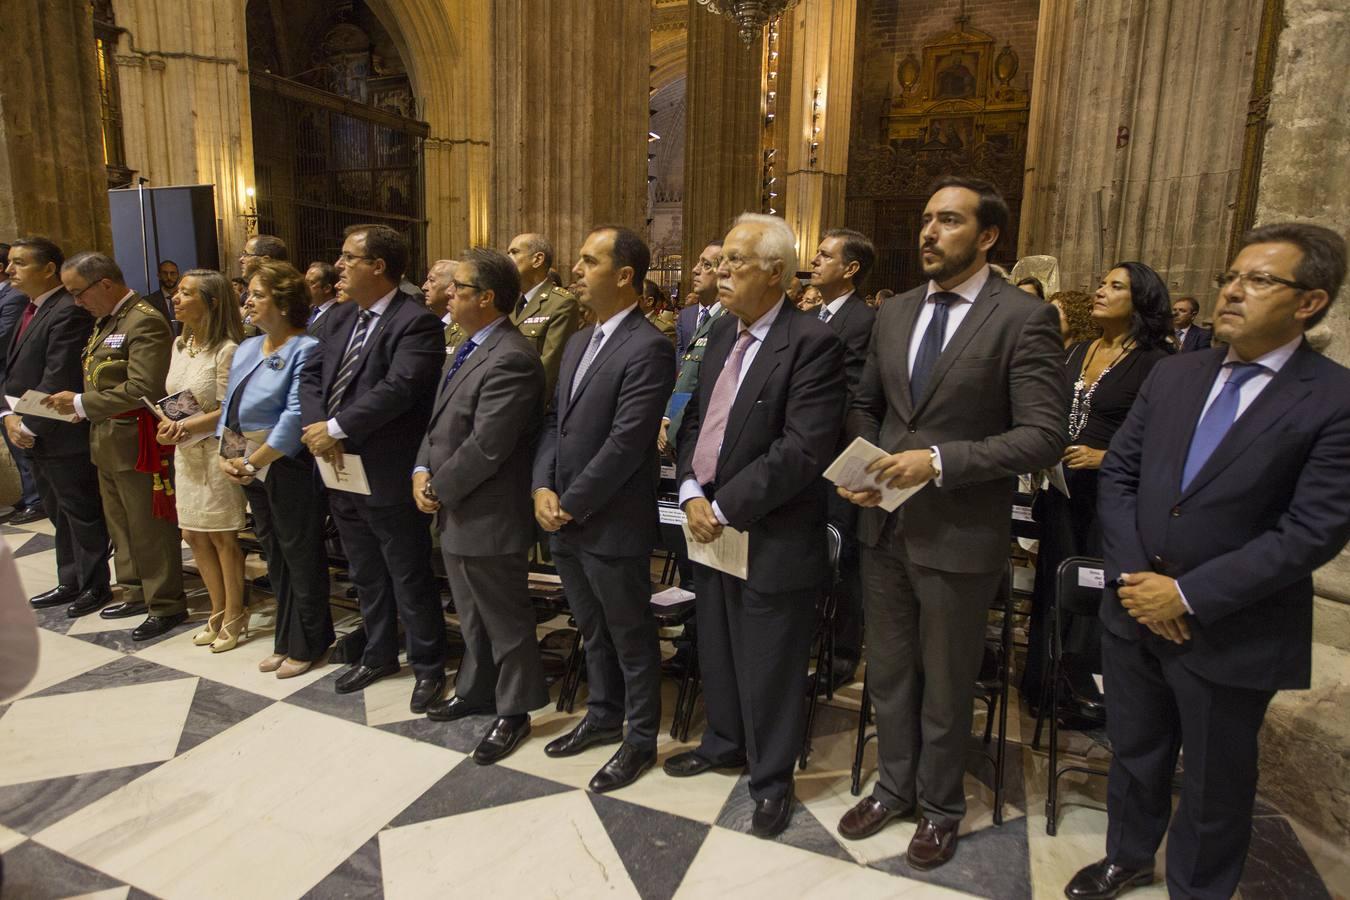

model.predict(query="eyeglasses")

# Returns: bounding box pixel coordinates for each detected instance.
[1213,271,1310,294]
[451,279,483,293]
[694,257,723,272]
[337,252,376,265]
[721,253,766,271]
[69,280,103,299]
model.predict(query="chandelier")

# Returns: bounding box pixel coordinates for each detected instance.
[696,0,801,45]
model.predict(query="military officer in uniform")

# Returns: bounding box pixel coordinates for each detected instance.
[658,240,725,456]
[506,233,580,400]
[45,252,187,641]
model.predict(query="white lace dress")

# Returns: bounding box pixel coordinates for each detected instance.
[166,339,245,532]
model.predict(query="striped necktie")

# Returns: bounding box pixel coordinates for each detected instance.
[327,310,374,417]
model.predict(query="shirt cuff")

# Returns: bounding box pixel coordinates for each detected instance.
[412,466,430,476]
[678,477,705,508]
[711,501,729,525]
[929,445,944,487]
[1175,579,1194,615]
[73,394,87,421]
[326,418,347,440]
[19,422,35,439]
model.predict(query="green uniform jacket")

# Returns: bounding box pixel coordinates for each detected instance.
[511,282,580,401]
[80,295,173,471]
[664,304,725,454]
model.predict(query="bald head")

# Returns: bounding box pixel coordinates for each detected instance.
[422,258,459,317]
[506,233,553,292]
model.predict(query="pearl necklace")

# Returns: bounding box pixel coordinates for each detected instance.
[184,334,201,358]
[1067,339,1131,441]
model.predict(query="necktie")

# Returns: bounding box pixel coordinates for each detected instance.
[308,306,321,326]
[695,306,709,332]
[327,310,374,417]
[909,292,956,405]
[569,328,606,400]
[1180,362,1266,490]
[1175,328,1184,344]
[515,294,529,318]
[691,329,757,485]
[14,302,38,342]
[443,338,477,387]
[818,306,833,323]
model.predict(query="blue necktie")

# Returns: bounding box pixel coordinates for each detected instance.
[443,339,477,387]
[696,306,708,332]
[909,292,957,405]
[1181,362,1265,490]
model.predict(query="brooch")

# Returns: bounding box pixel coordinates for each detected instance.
[264,354,285,370]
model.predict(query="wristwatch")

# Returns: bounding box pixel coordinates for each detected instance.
[241,461,258,476]
[928,448,942,480]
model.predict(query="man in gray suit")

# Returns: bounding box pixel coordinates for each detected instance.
[532,225,676,794]
[835,177,1066,869]
[414,248,549,765]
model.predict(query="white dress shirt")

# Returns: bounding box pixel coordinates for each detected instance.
[327,289,397,439]
[72,291,136,422]
[311,298,337,322]
[678,296,787,523]
[588,302,639,358]
[818,290,853,322]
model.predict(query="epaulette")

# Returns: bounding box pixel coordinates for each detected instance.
[134,300,158,316]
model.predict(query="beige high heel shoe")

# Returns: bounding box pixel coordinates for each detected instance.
[210,612,250,653]
[259,653,287,673]
[275,658,314,679]
[193,611,225,646]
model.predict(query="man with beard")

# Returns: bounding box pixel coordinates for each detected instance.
[834,177,1065,869]
[145,260,179,323]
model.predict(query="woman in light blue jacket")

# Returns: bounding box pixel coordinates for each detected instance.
[218,260,332,677]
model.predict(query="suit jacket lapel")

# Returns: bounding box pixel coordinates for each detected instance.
[431,322,504,422]
[911,281,1000,417]
[889,293,925,420]
[1179,346,1314,500]
[12,291,61,359]
[717,306,789,466]
[330,292,403,390]
[562,313,637,419]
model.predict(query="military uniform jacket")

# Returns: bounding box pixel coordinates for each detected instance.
[80,294,173,471]
[511,282,581,399]
[665,304,725,453]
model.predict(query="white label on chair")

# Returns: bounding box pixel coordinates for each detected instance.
[1093,674,1105,696]
[660,464,677,479]
[658,505,687,525]
[1012,505,1033,522]
[1078,567,1105,588]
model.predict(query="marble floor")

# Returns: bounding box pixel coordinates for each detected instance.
[0,519,1343,900]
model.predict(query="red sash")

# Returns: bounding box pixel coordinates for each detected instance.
[113,409,178,523]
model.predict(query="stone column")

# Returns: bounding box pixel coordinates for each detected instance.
[491,0,651,267]
[1251,0,1350,850]
[111,0,254,269]
[681,1,762,285]
[777,0,857,263]
[0,0,112,252]
[1018,0,1265,301]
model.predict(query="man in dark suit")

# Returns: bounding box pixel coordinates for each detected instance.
[835,177,1066,868]
[144,259,178,324]
[808,227,877,690]
[0,242,45,523]
[531,225,675,793]
[300,224,448,713]
[1,239,111,614]
[1171,296,1212,352]
[414,248,549,764]
[1066,223,1350,900]
[665,213,846,837]
[304,261,341,332]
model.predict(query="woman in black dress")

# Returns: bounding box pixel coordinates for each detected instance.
[1021,261,1175,722]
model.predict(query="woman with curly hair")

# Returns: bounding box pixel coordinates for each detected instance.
[1049,290,1100,347]
[1023,262,1174,723]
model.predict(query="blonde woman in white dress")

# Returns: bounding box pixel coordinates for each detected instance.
[156,270,247,651]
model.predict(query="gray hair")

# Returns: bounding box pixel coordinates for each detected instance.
[732,213,798,279]
[62,251,125,285]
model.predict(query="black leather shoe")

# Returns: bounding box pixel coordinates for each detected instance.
[409,675,447,714]
[838,796,911,840]
[750,793,794,838]
[426,695,496,722]
[544,720,625,758]
[30,584,79,609]
[100,600,149,620]
[588,743,656,794]
[906,816,959,870]
[473,716,531,765]
[132,611,189,641]
[66,587,113,618]
[334,662,401,694]
[663,749,747,777]
[8,504,46,525]
[1064,860,1153,899]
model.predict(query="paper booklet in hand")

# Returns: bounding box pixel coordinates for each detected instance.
[823,437,925,513]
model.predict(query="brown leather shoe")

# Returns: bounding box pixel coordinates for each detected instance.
[906,816,959,870]
[837,796,911,841]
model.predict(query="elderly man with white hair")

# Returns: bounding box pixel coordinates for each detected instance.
[666,213,846,837]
